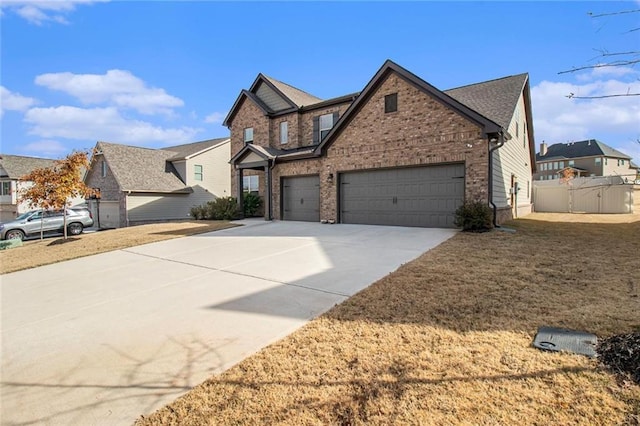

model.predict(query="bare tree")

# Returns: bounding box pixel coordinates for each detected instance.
[559,9,640,99]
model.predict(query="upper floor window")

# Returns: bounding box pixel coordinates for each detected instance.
[385,93,398,113]
[244,127,254,144]
[558,161,564,169]
[1,181,10,196]
[595,157,601,165]
[619,159,625,166]
[243,175,259,194]
[313,112,339,144]
[553,161,558,170]
[568,160,575,166]
[515,121,519,138]
[280,121,288,144]
[101,160,107,177]
[605,158,608,165]
[194,164,203,181]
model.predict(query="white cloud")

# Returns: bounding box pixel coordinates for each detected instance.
[35,70,184,115]
[532,77,640,162]
[24,106,201,145]
[0,86,37,117]
[0,0,107,25]
[22,140,69,156]
[204,112,224,124]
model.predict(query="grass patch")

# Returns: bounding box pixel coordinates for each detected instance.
[0,221,236,275]
[137,214,640,425]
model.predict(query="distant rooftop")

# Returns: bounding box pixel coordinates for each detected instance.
[536,139,632,161]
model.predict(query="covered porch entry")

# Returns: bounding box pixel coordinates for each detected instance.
[230,145,275,221]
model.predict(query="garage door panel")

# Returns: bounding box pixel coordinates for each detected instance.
[340,164,464,228]
[282,176,320,222]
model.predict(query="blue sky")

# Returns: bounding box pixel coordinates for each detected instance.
[1,1,639,163]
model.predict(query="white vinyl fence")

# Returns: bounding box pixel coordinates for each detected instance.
[533,176,635,213]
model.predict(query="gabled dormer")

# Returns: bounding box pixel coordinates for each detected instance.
[224,73,355,154]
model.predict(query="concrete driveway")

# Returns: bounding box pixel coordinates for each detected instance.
[1,220,456,425]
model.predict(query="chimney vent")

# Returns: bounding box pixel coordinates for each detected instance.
[540,142,548,156]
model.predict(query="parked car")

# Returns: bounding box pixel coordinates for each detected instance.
[0,208,94,241]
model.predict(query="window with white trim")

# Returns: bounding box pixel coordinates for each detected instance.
[568,160,575,166]
[244,127,254,144]
[280,121,288,144]
[0,181,10,196]
[194,164,203,181]
[243,175,259,194]
[595,157,601,165]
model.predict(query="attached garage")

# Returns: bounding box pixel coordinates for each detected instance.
[282,175,320,222]
[339,164,465,228]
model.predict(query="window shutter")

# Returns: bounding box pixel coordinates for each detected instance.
[312,116,320,145]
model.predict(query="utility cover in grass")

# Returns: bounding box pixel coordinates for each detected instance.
[533,326,597,357]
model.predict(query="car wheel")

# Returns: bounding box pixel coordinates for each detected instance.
[68,223,83,235]
[5,229,25,241]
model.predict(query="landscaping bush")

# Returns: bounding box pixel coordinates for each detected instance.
[190,197,241,220]
[243,192,263,217]
[453,200,493,232]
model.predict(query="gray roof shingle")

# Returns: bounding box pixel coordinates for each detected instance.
[536,139,632,161]
[96,142,191,193]
[165,137,229,161]
[445,73,528,129]
[263,75,323,108]
[0,154,57,179]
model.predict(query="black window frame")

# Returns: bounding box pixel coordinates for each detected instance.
[384,93,398,113]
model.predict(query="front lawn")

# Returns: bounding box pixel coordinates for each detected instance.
[137,214,640,425]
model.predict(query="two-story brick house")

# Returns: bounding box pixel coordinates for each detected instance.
[535,140,636,182]
[225,60,536,227]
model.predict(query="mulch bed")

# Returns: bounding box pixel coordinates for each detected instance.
[597,332,640,385]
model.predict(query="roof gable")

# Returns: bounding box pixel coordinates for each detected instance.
[94,142,191,193]
[315,60,502,154]
[0,154,57,179]
[165,137,229,161]
[536,139,632,161]
[222,89,273,127]
[445,73,528,129]
[260,75,323,108]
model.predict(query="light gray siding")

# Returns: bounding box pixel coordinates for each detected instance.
[256,83,291,111]
[492,92,533,218]
[183,140,231,198]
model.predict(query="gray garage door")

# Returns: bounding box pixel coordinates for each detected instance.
[340,164,464,227]
[282,175,320,222]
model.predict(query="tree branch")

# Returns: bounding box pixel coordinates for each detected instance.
[558,59,640,74]
[566,93,640,99]
[588,9,640,18]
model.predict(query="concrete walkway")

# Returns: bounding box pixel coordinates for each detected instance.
[0,221,456,425]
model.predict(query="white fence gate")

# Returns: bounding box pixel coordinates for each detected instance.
[533,177,635,213]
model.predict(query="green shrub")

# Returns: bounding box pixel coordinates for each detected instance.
[190,197,241,221]
[454,201,493,232]
[243,192,263,217]
[209,196,241,220]
[189,204,207,220]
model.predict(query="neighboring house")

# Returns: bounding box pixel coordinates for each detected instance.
[84,138,230,228]
[535,140,636,182]
[0,154,85,222]
[224,60,535,227]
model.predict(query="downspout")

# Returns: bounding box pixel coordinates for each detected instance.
[488,133,505,228]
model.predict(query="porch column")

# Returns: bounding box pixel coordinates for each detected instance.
[236,167,244,217]
[264,164,272,221]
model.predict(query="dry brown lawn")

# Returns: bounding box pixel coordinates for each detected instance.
[137,213,640,425]
[0,221,236,275]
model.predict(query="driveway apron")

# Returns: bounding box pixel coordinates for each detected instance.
[0,221,456,425]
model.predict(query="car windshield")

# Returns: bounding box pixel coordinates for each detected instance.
[15,211,38,220]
